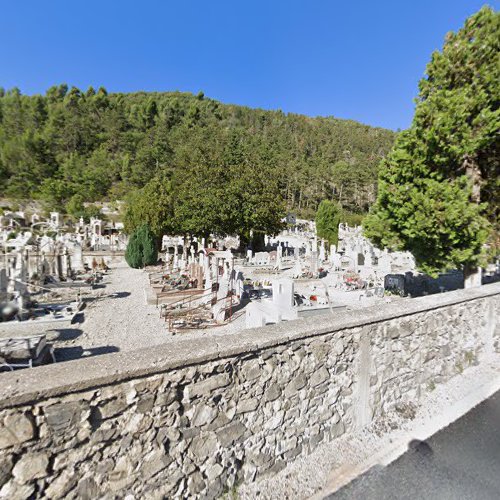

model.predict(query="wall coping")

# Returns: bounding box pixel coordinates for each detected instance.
[1,282,499,410]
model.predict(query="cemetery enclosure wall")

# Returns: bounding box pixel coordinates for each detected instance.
[0,283,499,499]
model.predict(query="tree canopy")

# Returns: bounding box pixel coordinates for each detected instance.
[0,85,396,235]
[364,6,499,276]
[123,173,175,243]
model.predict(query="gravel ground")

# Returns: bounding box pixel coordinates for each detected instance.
[55,260,255,359]
[238,354,500,500]
[0,259,249,361]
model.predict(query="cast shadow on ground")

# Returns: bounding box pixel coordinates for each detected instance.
[48,328,83,342]
[408,439,434,457]
[109,292,131,299]
[71,312,85,324]
[54,345,120,362]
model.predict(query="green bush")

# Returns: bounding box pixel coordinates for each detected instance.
[125,224,158,268]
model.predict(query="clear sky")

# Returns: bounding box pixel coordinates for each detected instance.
[1,0,497,130]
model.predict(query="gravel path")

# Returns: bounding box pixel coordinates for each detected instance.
[72,260,169,354]
[1,259,247,361]
[56,260,248,359]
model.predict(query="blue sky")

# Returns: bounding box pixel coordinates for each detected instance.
[1,1,497,130]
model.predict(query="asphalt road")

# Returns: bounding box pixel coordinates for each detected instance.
[328,389,500,500]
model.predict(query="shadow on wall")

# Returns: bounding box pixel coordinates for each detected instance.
[54,345,119,362]
[385,271,464,297]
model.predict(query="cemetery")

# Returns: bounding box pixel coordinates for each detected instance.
[148,216,471,334]
[0,4,499,498]
[2,202,499,373]
[0,208,126,369]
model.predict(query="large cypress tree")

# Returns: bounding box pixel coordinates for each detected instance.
[364,6,499,280]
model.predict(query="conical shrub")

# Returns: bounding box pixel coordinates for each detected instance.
[125,224,158,268]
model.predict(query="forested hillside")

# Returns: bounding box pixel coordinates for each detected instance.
[0,85,395,220]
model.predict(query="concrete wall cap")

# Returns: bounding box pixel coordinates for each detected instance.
[0,282,498,409]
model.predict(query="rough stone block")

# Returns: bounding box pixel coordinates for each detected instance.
[76,477,100,499]
[284,444,303,461]
[240,359,261,381]
[142,449,173,480]
[136,394,155,414]
[44,471,77,499]
[205,462,223,482]
[188,471,206,495]
[310,367,330,387]
[236,398,259,414]
[191,404,218,427]
[264,384,281,402]
[190,433,219,460]
[333,338,345,355]
[185,373,231,400]
[98,397,128,419]
[0,455,13,488]
[217,421,247,447]
[264,410,284,430]
[284,374,307,397]
[0,413,35,449]
[0,480,34,500]
[12,452,49,483]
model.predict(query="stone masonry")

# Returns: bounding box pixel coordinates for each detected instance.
[0,283,499,499]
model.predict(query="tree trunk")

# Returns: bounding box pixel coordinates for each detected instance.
[462,155,483,288]
[464,262,482,288]
[463,154,482,203]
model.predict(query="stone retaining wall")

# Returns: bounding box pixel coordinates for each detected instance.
[1,283,499,499]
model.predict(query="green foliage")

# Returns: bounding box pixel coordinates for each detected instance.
[316,200,342,245]
[0,86,395,224]
[172,128,286,241]
[123,174,175,242]
[66,194,102,222]
[364,7,499,276]
[316,201,365,245]
[66,193,85,218]
[125,224,158,268]
[343,211,365,227]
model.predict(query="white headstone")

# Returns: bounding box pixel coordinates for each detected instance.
[272,279,294,310]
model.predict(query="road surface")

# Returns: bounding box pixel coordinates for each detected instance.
[328,389,500,500]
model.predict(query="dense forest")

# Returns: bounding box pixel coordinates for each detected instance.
[0,85,395,237]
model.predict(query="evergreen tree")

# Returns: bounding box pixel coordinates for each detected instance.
[316,200,342,245]
[364,6,499,278]
[0,84,395,220]
[125,224,158,268]
[123,173,175,245]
